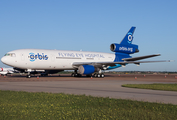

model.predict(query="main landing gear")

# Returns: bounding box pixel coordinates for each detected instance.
[71,70,82,77]
[71,70,105,78]
[93,73,105,78]
[92,69,105,78]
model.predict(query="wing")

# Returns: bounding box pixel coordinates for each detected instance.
[72,54,171,69]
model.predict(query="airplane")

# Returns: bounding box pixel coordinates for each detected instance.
[0,67,17,76]
[0,67,52,76]
[1,27,170,78]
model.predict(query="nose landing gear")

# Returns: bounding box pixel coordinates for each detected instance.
[26,69,31,78]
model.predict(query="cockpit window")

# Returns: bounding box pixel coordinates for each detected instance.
[4,53,16,57]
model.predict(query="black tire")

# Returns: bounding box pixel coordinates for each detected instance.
[78,74,82,77]
[71,73,75,77]
[97,74,100,78]
[86,74,92,77]
[26,75,31,78]
[74,73,78,77]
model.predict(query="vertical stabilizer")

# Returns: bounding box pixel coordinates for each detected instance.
[120,27,136,45]
[110,26,139,56]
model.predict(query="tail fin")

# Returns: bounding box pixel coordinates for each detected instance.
[110,26,139,54]
[120,26,136,45]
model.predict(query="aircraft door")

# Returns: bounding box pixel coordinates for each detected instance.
[50,54,56,69]
[51,54,55,62]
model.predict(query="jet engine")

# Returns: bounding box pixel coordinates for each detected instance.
[110,43,139,54]
[78,65,99,75]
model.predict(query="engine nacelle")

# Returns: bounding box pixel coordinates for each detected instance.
[110,43,139,54]
[78,65,99,75]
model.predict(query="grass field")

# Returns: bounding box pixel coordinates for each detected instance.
[0,90,177,120]
[122,83,177,91]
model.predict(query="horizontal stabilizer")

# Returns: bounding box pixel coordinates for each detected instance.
[122,54,161,61]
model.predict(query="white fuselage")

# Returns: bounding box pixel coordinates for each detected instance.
[1,49,116,70]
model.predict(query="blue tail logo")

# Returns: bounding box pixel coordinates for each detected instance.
[120,27,136,45]
[127,32,133,44]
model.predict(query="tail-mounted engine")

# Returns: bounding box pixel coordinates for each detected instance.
[110,43,139,54]
[110,27,139,54]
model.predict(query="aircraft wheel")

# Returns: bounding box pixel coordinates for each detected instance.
[94,74,97,77]
[93,73,104,78]
[71,73,75,77]
[26,75,31,78]
[72,73,82,77]
[74,73,78,77]
[97,74,100,78]
[75,74,82,77]
[86,74,92,77]
[78,74,82,77]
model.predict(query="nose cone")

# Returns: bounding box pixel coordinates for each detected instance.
[1,56,6,64]
[1,56,16,67]
[1,56,9,65]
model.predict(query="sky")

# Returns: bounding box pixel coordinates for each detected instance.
[0,0,176,71]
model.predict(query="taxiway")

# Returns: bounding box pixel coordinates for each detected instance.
[0,74,177,105]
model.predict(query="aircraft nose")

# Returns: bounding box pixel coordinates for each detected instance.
[1,56,15,67]
[1,56,7,64]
